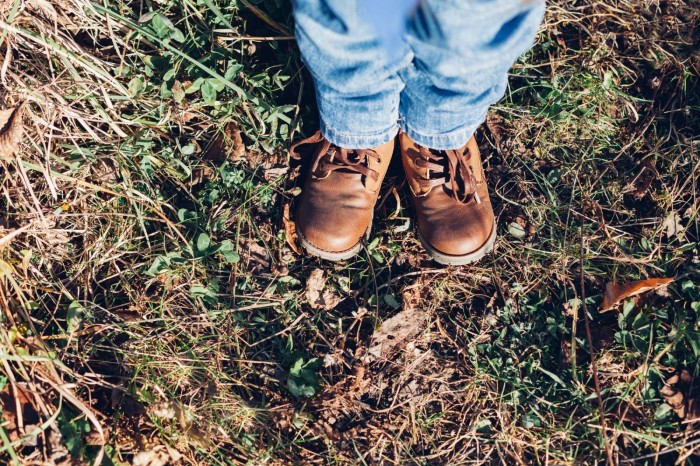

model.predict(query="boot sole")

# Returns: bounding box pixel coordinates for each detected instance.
[297,217,372,262]
[417,220,497,266]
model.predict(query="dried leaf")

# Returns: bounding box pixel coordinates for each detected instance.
[27,0,58,21]
[230,123,245,158]
[241,240,270,271]
[0,382,40,443]
[263,165,289,181]
[188,165,214,186]
[485,114,507,157]
[283,203,301,255]
[601,277,673,312]
[133,445,180,466]
[662,211,684,239]
[660,370,700,422]
[305,269,341,310]
[203,122,245,163]
[179,108,198,123]
[148,401,176,420]
[632,159,657,200]
[173,403,212,449]
[171,80,185,103]
[367,284,428,361]
[0,103,25,157]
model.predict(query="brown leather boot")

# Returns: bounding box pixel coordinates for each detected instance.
[291,131,394,261]
[399,132,496,265]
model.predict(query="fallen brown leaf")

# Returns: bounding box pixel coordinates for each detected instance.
[601,277,673,312]
[305,269,341,310]
[132,445,182,466]
[241,239,270,272]
[0,102,25,157]
[367,284,428,361]
[662,211,684,239]
[203,121,245,163]
[660,370,700,422]
[283,203,301,255]
[485,113,507,157]
[145,401,212,449]
[173,403,212,449]
[263,165,289,181]
[188,165,214,186]
[631,158,657,200]
[229,122,246,159]
[0,382,40,443]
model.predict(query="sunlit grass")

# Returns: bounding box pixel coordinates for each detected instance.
[0,0,698,464]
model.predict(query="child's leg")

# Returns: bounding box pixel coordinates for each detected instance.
[397,0,544,265]
[292,0,412,149]
[399,0,545,150]
[291,0,408,260]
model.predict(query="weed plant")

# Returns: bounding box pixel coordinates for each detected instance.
[0,0,698,464]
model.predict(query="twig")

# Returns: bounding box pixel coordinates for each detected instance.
[361,241,380,317]
[213,33,295,41]
[239,0,292,36]
[375,268,488,293]
[619,436,700,463]
[247,312,307,347]
[0,223,32,251]
[579,217,614,465]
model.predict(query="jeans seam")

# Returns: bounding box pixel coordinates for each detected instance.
[321,119,399,149]
[400,120,479,150]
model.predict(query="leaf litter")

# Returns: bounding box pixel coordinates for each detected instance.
[2,0,698,463]
[0,382,72,464]
[366,283,429,362]
[601,277,674,312]
[132,445,183,466]
[660,370,700,423]
[282,203,301,255]
[305,268,341,310]
[301,278,439,445]
[0,382,40,445]
[0,101,25,156]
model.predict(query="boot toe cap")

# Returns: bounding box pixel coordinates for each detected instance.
[301,224,362,253]
[297,208,366,254]
[419,215,495,258]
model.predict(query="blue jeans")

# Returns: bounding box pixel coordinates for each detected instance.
[292,0,545,150]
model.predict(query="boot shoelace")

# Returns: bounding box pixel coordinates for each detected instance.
[290,131,380,183]
[414,146,481,204]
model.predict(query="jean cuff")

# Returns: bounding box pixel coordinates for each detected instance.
[320,119,399,149]
[400,119,481,151]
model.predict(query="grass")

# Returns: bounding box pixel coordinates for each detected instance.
[0,0,698,464]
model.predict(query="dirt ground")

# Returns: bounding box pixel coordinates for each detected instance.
[0,0,699,464]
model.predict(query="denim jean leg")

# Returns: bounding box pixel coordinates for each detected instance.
[292,0,412,149]
[399,0,545,150]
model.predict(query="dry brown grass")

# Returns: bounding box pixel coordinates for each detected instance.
[0,0,699,464]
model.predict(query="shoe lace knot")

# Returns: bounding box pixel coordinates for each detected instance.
[415,145,480,204]
[291,131,380,182]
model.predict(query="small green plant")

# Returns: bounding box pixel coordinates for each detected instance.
[1,0,698,464]
[287,357,322,398]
